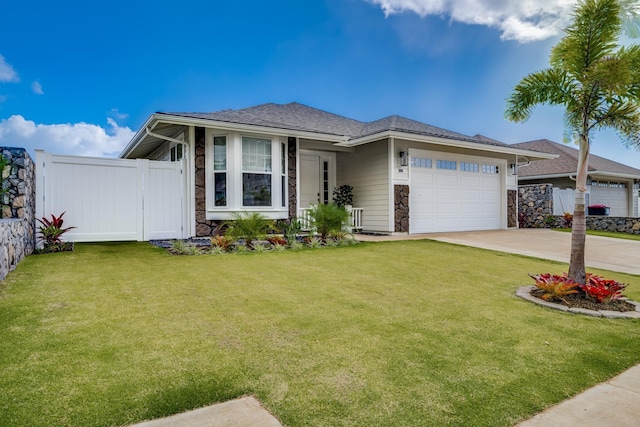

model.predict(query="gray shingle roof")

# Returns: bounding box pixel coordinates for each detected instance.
[164,102,510,147]
[512,139,640,177]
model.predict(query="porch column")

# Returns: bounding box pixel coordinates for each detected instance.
[288,137,297,220]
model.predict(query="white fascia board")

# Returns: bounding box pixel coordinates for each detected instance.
[337,131,558,160]
[152,113,351,143]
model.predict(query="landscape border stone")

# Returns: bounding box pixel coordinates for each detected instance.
[516,285,640,319]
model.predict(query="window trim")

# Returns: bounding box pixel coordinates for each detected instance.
[205,130,288,219]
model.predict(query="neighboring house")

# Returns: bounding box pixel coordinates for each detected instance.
[512,139,640,217]
[120,102,553,236]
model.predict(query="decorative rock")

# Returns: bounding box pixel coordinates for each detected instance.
[0,147,35,281]
[518,184,553,228]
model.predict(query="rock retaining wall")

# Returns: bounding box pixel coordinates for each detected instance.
[0,147,35,281]
[518,184,553,228]
[586,217,640,234]
[519,183,640,233]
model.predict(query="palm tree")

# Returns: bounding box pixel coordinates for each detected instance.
[506,0,640,284]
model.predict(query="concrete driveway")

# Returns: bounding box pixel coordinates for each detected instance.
[358,229,640,275]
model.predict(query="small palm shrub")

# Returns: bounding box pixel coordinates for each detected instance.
[224,212,275,248]
[308,203,350,240]
[277,218,302,245]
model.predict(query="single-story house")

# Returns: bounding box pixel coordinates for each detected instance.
[120,102,554,236]
[512,139,640,217]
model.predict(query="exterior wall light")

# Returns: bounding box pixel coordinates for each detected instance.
[399,151,408,167]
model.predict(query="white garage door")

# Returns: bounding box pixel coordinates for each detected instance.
[590,181,628,216]
[409,150,504,233]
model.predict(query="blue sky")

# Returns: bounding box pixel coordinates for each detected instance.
[1,0,640,169]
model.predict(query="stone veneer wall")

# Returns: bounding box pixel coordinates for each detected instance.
[394,185,409,232]
[585,217,640,233]
[194,127,220,237]
[518,184,553,228]
[507,189,517,228]
[0,147,35,281]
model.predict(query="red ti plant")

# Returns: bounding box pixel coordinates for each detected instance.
[580,274,627,304]
[266,236,287,246]
[529,273,579,303]
[37,212,76,247]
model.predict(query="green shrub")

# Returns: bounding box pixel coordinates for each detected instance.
[224,212,275,248]
[332,184,353,207]
[308,203,350,240]
[277,218,302,245]
[170,240,201,255]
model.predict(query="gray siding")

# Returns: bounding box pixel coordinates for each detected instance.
[337,139,390,232]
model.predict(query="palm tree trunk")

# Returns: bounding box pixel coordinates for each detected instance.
[568,134,590,284]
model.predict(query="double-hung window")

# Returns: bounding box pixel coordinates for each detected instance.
[213,136,227,206]
[242,136,272,207]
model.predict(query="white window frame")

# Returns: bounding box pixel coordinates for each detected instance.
[205,129,288,220]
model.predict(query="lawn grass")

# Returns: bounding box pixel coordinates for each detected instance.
[1,241,639,426]
[554,228,640,241]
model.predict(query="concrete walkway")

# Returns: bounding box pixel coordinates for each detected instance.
[129,396,283,427]
[132,229,639,427]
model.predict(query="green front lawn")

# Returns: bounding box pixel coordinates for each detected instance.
[1,241,639,426]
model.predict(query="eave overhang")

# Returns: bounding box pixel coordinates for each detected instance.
[120,113,351,159]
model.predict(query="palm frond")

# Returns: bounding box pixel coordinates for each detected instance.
[505,68,575,122]
[620,0,640,38]
[551,0,621,77]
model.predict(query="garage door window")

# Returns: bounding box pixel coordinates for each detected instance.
[482,164,499,174]
[411,157,432,168]
[436,160,457,170]
[460,162,479,172]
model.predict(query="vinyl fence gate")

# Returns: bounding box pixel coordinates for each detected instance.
[36,151,186,242]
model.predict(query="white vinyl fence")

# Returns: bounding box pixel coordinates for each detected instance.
[36,151,186,242]
[553,188,575,215]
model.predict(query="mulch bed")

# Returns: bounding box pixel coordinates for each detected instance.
[530,288,636,312]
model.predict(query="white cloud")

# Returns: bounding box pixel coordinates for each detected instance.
[109,108,129,121]
[366,0,577,42]
[31,81,44,95]
[0,115,135,157]
[0,55,20,83]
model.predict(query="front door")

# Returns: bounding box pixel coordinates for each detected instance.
[300,154,321,208]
